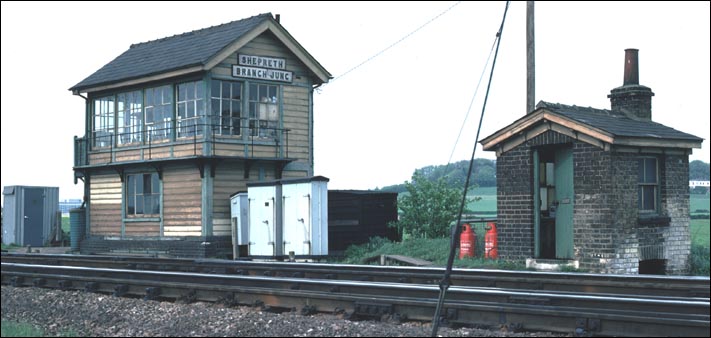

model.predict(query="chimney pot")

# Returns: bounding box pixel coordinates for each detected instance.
[623,48,639,85]
[275,14,280,23]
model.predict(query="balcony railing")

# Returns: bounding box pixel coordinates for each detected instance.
[74,116,292,167]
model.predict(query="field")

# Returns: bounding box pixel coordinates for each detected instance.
[467,186,497,215]
[691,193,710,214]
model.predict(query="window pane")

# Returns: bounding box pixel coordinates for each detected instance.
[640,186,656,210]
[211,98,220,116]
[152,174,160,193]
[135,174,143,194]
[178,103,186,119]
[222,82,231,99]
[188,103,195,118]
[645,159,657,183]
[233,83,241,100]
[196,81,204,99]
[143,174,152,194]
[163,86,173,104]
[127,175,135,197]
[144,197,152,215]
[211,80,221,99]
[268,86,277,101]
[152,196,160,214]
[135,195,144,214]
[145,89,154,106]
[249,84,258,101]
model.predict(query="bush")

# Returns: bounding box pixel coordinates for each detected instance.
[689,244,710,276]
[389,172,470,239]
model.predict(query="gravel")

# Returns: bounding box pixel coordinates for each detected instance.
[2,286,570,337]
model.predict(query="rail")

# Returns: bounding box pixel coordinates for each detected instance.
[3,253,708,298]
[2,261,708,336]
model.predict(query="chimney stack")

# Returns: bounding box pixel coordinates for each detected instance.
[275,14,280,23]
[608,49,654,120]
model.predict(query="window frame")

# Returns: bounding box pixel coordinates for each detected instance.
[176,81,205,138]
[248,82,280,139]
[637,156,659,214]
[210,79,243,137]
[116,90,143,146]
[144,85,173,143]
[125,172,161,217]
[92,96,115,148]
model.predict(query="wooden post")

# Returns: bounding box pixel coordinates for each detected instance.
[526,1,535,114]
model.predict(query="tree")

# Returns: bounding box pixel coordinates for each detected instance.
[690,160,710,181]
[389,172,467,239]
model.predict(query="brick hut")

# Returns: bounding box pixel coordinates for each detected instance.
[480,49,703,274]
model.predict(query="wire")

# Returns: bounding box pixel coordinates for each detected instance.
[430,2,509,336]
[447,39,497,164]
[324,1,461,87]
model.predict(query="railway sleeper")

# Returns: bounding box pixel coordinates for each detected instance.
[57,280,72,290]
[353,301,394,320]
[113,284,129,297]
[144,287,161,301]
[177,289,197,304]
[574,317,600,336]
[10,276,24,287]
[301,305,317,316]
[217,292,240,307]
[84,282,99,293]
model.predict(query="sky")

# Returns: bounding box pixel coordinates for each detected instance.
[1,1,709,201]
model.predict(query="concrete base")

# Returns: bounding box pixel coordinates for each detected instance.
[526,258,579,271]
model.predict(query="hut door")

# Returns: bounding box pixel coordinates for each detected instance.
[553,147,574,259]
[23,188,44,247]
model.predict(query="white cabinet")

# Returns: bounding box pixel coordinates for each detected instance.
[281,177,328,256]
[247,183,278,256]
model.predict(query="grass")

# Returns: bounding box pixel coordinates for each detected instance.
[1,321,45,337]
[62,216,70,234]
[1,243,22,251]
[691,219,710,247]
[338,236,524,270]
[0,320,78,337]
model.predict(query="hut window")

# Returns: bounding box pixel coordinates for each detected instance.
[92,96,115,148]
[177,81,205,138]
[126,173,160,216]
[211,80,242,136]
[145,85,173,142]
[117,90,143,146]
[248,83,279,138]
[638,157,658,213]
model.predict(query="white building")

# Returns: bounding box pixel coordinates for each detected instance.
[689,180,710,188]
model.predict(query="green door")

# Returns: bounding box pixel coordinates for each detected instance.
[554,147,574,259]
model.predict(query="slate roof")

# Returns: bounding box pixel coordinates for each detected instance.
[537,101,703,142]
[70,13,273,92]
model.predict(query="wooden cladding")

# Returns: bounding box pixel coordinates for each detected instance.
[163,165,202,236]
[89,174,122,235]
[212,164,247,237]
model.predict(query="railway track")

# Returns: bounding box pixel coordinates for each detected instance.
[1,254,709,336]
[2,252,709,298]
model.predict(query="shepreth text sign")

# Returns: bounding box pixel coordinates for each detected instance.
[233,54,292,83]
